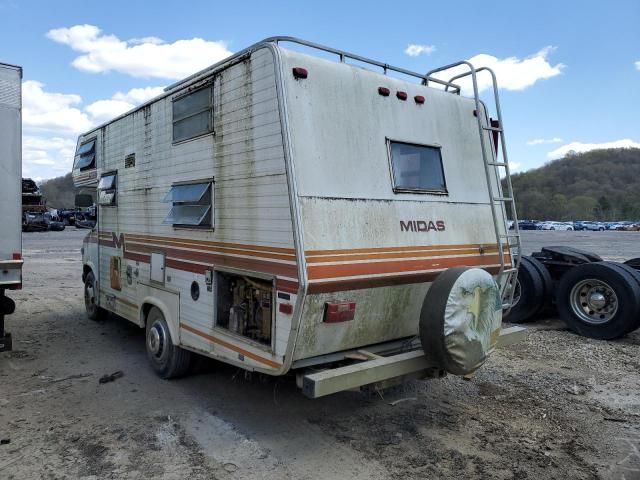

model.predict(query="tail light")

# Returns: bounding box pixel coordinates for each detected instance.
[324,301,356,323]
[12,252,21,260]
[378,87,390,96]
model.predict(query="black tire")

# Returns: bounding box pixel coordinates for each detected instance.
[504,256,549,323]
[556,262,640,340]
[607,262,640,333]
[84,271,106,321]
[599,227,605,231]
[624,258,640,271]
[419,267,500,375]
[145,306,192,379]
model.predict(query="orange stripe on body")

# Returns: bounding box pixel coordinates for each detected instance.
[306,247,506,264]
[307,254,505,280]
[305,243,508,256]
[180,323,281,369]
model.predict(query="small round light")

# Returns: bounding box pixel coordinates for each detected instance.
[378,87,390,96]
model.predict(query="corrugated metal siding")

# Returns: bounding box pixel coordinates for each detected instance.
[92,47,295,361]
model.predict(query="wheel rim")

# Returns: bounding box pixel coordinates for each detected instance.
[569,278,618,325]
[148,320,167,359]
[85,278,96,313]
[510,278,522,308]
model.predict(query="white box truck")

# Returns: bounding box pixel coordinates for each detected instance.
[73,37,523,397]
[0,62,23,352]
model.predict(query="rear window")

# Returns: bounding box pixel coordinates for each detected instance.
[388,141,446,193]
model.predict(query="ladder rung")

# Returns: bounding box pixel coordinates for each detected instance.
[500,233,520,238]
[493,196,513,202]
[488,162,507,166]
[483,126,503,132]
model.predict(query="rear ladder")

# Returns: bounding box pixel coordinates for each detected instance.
[424,63,521,309]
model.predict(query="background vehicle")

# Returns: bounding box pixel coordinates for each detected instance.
[0,62,23,352]
[574,221,605,231]
[517,219,540,230]
[539,221,573,231]
[73,37,523,397]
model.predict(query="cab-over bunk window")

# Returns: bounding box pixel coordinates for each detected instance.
[162,181,214,228]
[172,85,214,143]
[75,138,96,171]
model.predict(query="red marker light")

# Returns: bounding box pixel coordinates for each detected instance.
[414,95,425,104]
[279,303,293,315]
[396,91,408,100]
[292,67,308,79]
[378,87,390,96]
[12,252,21,260]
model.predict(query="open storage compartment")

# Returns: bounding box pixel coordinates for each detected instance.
[215,270,274,347]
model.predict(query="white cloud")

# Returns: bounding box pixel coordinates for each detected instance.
[22,80,92,134]
[22,82,164,179]
[23,135,77,172]
[547,139,640,159]
[636,60,640,70]
[527,137,563,146]
[405,44,436,57]
[432,46,564,94]
[47,24,232,80]
[85,86,164,124]
[508,161,523,172]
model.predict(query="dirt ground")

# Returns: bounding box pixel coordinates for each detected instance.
[1,229,639,479]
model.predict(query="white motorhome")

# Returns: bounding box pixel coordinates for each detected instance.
[0,62,23,352]
[73,37,522,397]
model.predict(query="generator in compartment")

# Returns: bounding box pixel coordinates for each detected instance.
[216,271,273,346]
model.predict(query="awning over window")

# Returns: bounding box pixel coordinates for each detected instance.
[162,183,210,203]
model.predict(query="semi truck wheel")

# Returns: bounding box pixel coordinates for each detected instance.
[556,262,640,340]
[145,307,191,379]
[84,271,106,321]
[419,267,502,376]
[504,256,550,323]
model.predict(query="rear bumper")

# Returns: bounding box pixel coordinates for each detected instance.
[300,326,527,398]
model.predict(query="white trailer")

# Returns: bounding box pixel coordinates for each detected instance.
[0,62,23,352]
[73,38,523,397]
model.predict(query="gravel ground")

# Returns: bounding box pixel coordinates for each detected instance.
[1,229,639,479]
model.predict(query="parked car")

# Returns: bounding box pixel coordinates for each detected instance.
[622,222,640,231]
[518,220,541,230]
[574,221,605,231]
[539,221,574,231]
[22,213,48,232]
[44,212,65,231]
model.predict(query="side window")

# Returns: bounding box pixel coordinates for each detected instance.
[75,138,96,171]
[98,172,117,206]
[162,181,213,228]
[388,141,447,194]
[172,86,213,143]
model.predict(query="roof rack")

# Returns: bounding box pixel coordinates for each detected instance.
[166,36,462,93]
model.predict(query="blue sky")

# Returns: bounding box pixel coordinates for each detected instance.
[1,0,638,180]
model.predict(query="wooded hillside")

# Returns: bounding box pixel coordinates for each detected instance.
[39,172,79,209]
[506,148,640,221]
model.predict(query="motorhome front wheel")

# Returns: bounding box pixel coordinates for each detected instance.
[419,267,503,376]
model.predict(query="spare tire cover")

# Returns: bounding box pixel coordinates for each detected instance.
[419,267,503,375]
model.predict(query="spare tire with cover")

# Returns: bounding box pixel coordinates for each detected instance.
[419,267,503,376]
